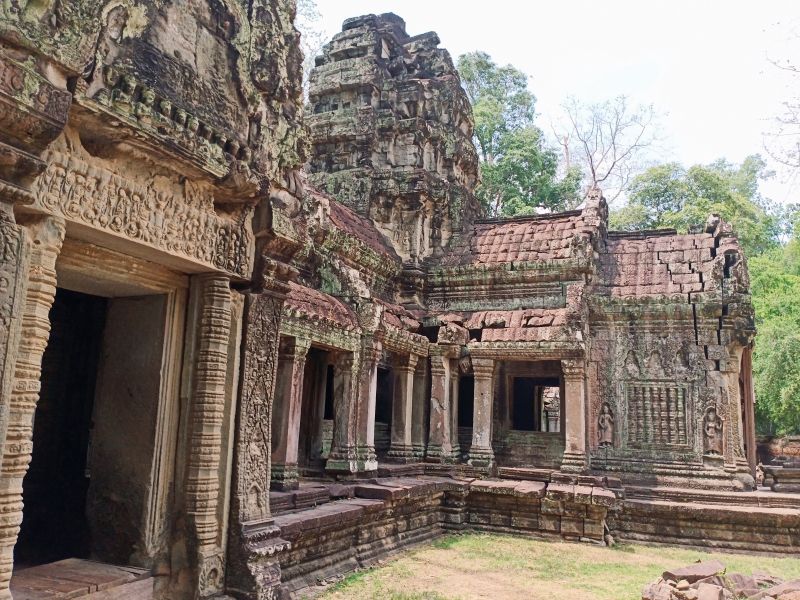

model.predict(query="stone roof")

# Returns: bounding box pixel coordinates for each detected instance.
[375,298,422,331]
[439,211,585,266]
[284,281,359,328]
[327,198,401,262]
[598,230,720,299]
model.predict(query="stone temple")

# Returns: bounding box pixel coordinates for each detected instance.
[0,4,789,600]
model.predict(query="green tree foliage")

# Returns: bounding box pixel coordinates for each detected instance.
[457,52,581,217]
[610,155,782,256]
[750,243,800,434]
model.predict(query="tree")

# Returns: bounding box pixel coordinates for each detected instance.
[750,242,800,434]
[556,95,657,202]
[296,0,326,98]
[457,52,581,217]
[610,155,783,256]
[764,34,800,180]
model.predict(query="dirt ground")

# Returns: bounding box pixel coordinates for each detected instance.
[317,534,800,600]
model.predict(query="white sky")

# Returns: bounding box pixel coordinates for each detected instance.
[313,0,800,204]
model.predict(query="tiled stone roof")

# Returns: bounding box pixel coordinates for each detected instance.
[284,281,358,328]
[375,298,421,331]
[440,211,585,266]
[328,198,401,262]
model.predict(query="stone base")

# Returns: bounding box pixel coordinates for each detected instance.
[226,520,290,600]
[424,444,458,464]
[326,449,359,477]
[467,447,494,470]
[766,466,800,493]
[270,463,299,491]
[560,451,588,474]
[387,444,416,463]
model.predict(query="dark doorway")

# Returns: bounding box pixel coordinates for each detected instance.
[458,376,474,427]
[374,368,393,457]
[16,289,107,567]
[512,377,560,431]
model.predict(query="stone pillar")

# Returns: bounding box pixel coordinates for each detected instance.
[450,366,461,460]
[184,274,233,596]
[326,352,359,476]
[426,345,455,462]
[271,336,311,490]
[561,359,588,473]
[468,357,495,469]
[0,216,64,598]
[411,358,428,460]
[355,339,381,474]
[388,354,418,462]
[226,266,291,599]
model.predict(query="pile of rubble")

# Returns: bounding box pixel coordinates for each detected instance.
[642,560,800,599]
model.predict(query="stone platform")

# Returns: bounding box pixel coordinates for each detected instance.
[271,470,800,597]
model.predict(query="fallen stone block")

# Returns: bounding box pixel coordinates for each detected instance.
[663,561,725,584]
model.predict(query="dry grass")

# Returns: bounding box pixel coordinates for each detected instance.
[318,534,800,600]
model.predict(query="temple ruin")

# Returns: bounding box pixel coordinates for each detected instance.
[0,4,790,600]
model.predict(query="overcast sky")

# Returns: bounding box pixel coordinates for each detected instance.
[312,1,799,204]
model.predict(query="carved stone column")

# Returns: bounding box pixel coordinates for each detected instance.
[426,345,456,462]
[388,354,418,462]
[226,266,291,600]
[0,216,64,598]
[326,352,359,476]
[183,274,233,597]
[271,336,311,490]
[561,359,589,473]
[468,357,495,469]
[411,358,428,460]
[355,339,381,474]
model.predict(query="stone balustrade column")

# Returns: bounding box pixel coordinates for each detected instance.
[326,352,359,476]
[355,340,381,474]
[426,345,455,462]
[0,215,64,598]
[388,354,418,462]
[468,357,495,469]
[561,359,588,473]
[411,358,428,460]
[271,336,311,490]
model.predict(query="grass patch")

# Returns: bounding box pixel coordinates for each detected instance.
[319,534,800,600]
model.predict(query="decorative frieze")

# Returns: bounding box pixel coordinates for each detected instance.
[32,150,253,278]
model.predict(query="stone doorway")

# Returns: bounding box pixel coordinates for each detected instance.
[16,289,106,568]
[17,286,172,571]
[298,349,333,475]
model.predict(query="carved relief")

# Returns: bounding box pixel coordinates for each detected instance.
[703,405,724,456]
[234,290,285,524]
[0,216,64,596]
[32,151,252,278]
[625,382,688,448]
[597,402,614,447]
